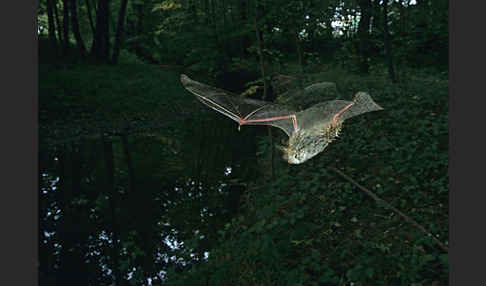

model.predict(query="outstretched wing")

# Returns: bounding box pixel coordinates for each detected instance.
[181,74,298,137]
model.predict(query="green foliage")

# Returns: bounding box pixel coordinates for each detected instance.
[117,49,145,65]
[152,0,182,11]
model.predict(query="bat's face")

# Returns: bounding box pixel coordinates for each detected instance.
[285,144,322,164]
[283,122,342,164]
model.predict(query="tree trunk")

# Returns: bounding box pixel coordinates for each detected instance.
[399,0,410,35]
[383,0,397,83]
[294,26,304,75]
[85,0,96,34]
[111,0,129,64]
[210,0,220,56]
[239,0,251,56]
[307,18,315,52]
[357,0,372,74]
[254,1,274,180]
[253,8,267,100]
[287,20,304,89]
[70,0,87,56]
[134,3,144,59]
[46,0,58,52]
[222,0,230,58]
[189,0,197,20]
[91,0,110,61]
[417,0,430,55]
[62,0,70,54]
[203,0,209,25]
[53,0,64,44]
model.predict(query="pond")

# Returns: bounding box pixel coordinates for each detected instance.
[39,99,265,284]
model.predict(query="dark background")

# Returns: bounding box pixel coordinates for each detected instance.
[36,0,450,285]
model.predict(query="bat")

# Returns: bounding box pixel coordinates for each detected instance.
[180,74,383,164]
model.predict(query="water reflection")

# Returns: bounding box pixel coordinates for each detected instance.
[39,116,261,285]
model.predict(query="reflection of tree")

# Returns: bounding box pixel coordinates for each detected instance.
[102,137,123,285]
[56,144,90,285]
[121,134,136,193]
[40,118,255,284]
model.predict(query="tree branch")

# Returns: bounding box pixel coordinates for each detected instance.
[329,167,448,253]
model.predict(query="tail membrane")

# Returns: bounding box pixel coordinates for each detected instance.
[338,92,384,122]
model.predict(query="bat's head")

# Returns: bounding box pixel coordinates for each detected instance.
[284,144,321,164]
[280,122,342,164]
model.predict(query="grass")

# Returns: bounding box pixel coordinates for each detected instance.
[39,62,191,143]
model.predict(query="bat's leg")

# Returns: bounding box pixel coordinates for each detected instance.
[332,102,354,127]
[291,115,299,133]
[245,114,299,133]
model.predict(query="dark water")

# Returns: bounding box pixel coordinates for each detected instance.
[39,113,262,284]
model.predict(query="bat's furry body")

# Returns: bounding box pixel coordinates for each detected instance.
[180,74,383,164]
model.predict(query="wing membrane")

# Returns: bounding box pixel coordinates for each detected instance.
[181,74,297,137]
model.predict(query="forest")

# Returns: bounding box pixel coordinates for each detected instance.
[38,0,448,285]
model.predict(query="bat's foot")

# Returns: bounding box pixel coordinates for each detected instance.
[331,117,338,128]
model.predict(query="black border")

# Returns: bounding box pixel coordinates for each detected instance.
[2,0,38,285]
[450,0,485,285]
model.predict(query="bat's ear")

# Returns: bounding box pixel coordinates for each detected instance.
[180,74,190,83]
[278,146,289,160]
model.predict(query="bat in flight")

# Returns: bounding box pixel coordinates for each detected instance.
[180,74,383,164]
